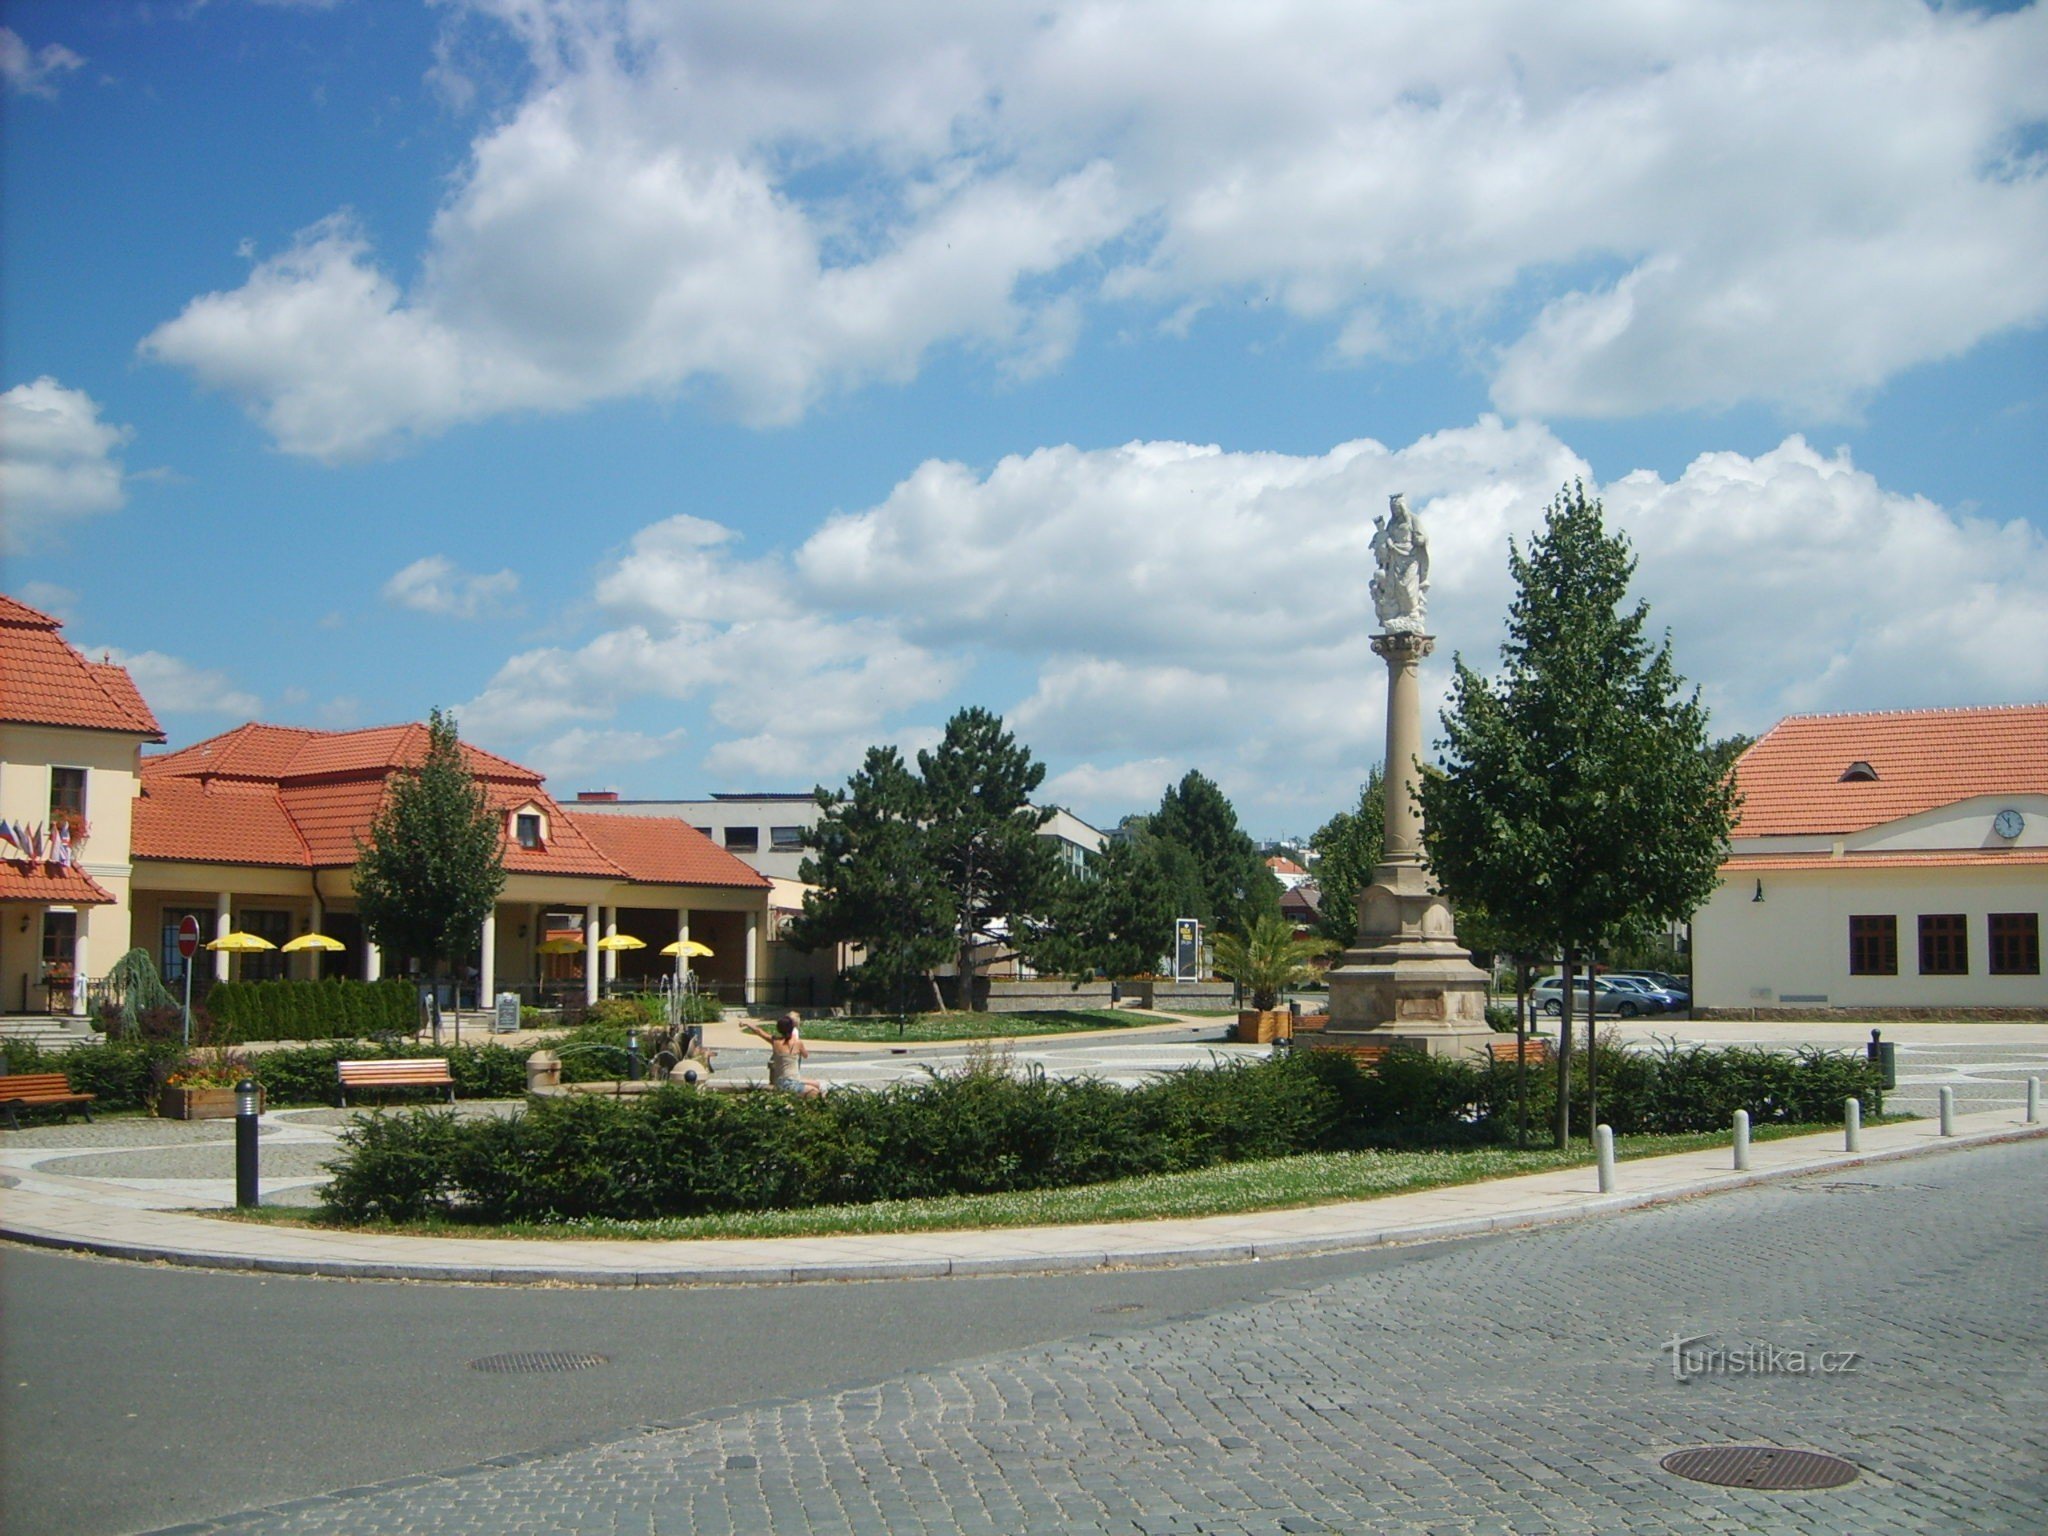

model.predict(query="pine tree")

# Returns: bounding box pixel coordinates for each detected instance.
[1149,770,1279,937]
[918,708,1058,1010]
[1034,830,1201,980]
[1419,482,1738,1146]
[352,709,507,1020]
[785,745,954,1013]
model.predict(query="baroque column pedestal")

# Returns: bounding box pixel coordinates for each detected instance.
[1317,630,1495,1061]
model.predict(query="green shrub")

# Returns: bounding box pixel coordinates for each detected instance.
[203,978,417,1042]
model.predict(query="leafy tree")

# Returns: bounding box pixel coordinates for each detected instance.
[353,709,507,1026]
[1705,733,1755,781]
[918,707,1059,1009]
[1035,829,1202,980]
[1309,767,1385,945]
[1419,482,1738,1147]
[1211,914,1339,1011]
[1149,770,1280,935]
[787,746,954,1013]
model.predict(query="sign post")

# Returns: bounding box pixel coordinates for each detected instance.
[176,915,201,1047]
[1174,918,1201,984]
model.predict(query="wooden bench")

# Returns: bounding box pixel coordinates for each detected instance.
[1489,1037,1553,1065]
[0,1072,95,1129]
[337,1058,456,1107]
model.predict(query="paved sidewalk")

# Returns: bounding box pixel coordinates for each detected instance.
[2,1104,2040,1285]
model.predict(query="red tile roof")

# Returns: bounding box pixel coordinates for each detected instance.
[0,595,163,738]
[568,812,771,889]
[0,859,116,904]
[1732,705,2048,838]
[132,720,746,890]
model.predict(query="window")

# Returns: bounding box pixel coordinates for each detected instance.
[1848,915,1897,976]
[515,812,543,850]
[1838,761,1879,782]
[241,908,293,982]
[49,766,87,839]
[769,825,805,851]
[1918,913,1968,976]
[160,906,211,985]
[724,826,759,852]
[1989,913,2041,976]
[41,909,78,988]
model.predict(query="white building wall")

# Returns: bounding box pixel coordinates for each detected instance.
[1694,863,2048,1012]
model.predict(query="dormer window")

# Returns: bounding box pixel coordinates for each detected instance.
[511,807,548,850]
[1839,761,1878,783]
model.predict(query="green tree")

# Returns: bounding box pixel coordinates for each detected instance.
[1149,770,1280,935]
[786,746,954,1013]
[1309,767,1385,945]
[918,707,1059,1010]
[1210,914,1339,1011]
[352,709,507,1027]
[1419,482,1738,1147]
[1034,829,1202,980]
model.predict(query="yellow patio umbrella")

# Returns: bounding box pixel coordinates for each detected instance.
[660,939,715,958]
[206,932,277,952]
[536,936,586,955]
[281,930,346,978]
[594,934,647,952]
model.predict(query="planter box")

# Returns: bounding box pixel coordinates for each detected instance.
[977,978,1116,1014]
[1124,980,1238,1011]
[1234,1009,1291,1044]
[159,1085,263,1120]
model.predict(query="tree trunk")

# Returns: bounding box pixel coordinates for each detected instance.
[1514,957,1531,1149]
[1585,948,1598,1142]
[1554,948,1574,1149]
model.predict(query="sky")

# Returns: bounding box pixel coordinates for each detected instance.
[3,0,2045,842]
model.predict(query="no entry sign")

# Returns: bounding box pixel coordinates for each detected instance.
[177,914,202,960]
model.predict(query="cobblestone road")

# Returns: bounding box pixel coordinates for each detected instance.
[145,1138,2046,1536]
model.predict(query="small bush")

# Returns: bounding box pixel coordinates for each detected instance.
[204,978,417,1042]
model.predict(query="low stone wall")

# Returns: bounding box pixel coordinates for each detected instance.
[975,978,1117,1013]
[1124,980,1239,1010]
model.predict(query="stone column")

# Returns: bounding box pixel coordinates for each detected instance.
[583,903,600,1005]
[1376,632,1431,864]
[479,908,497,1007]
[601,907,618,987]
[69,922,88,1016]
[676,909,691,989]
[363,939,382,982]
[214,893,232,982]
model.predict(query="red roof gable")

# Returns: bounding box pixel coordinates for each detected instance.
[568,811,772,889]
[0,860,116,905]
[132,720,743,890]
[1732,704,2048,838]
[0,595,163,738]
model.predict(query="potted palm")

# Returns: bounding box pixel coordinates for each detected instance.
[1211,915,1338,1043]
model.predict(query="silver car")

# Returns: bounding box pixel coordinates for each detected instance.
[1530,974,1649,1017]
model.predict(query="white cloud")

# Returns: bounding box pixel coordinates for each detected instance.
[15,582,78,622]
[141,1,2048,454]
[91,649,261,718]
[382,554,522,619]
[0,378,131,552]
[0,27,83,99]
[520,726,685,786]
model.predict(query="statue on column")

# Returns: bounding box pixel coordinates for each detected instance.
[1370,493,1429,634]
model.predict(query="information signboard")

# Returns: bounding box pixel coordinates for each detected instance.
[1174,918,1201,983]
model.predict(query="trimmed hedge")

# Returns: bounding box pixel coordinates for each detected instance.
[319,1042,1886,1224]
[203,978,420,1042]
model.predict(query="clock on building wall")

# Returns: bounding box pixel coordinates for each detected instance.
[1993,808,2025,839]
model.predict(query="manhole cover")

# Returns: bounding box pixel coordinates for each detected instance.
[1661,1446,1858,1490]
[469,1350,610,1374]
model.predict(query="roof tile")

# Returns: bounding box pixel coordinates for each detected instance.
[0,859,116,905]
[0,595,164,737]
[1732,705,2048,837]
[568,812,772,889]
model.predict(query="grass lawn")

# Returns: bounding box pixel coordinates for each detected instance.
[794,1009,1167,1042]
[217,1116,1911,1242]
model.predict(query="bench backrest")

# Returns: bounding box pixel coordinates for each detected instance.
[337,1059,454,1082]
[0,1073,75,1096]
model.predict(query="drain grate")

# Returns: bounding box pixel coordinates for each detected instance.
[1661,1446,1858,1490]
[469,1350,611,1374]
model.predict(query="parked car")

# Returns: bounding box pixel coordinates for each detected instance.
[1530,974,1645,1017]
[1601,975,1685,1014]
[1612,970,1692,1007]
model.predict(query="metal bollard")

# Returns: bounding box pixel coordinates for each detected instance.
[235,1077,261,1209]
[1595,1124,1616,1193]
[1732,1109,1751,1170]
[1938,1085,1955,1137]
[1844,1097,1861,1152]
[2028,1076,2041,1125]
[1867,1028,1897,1090]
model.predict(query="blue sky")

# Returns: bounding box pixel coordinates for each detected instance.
[4,0,2045,839]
